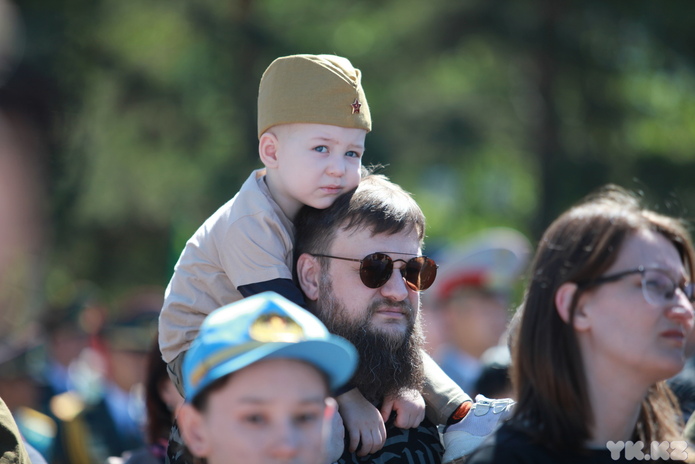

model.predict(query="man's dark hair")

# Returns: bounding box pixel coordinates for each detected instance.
[294,174,426,273]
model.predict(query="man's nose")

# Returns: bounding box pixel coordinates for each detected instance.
[380,264,409,301]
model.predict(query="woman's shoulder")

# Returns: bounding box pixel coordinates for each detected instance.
[466,422,551,464]
[466,422,628,464]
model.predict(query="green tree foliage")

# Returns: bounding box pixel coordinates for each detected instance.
[9,0,695,303]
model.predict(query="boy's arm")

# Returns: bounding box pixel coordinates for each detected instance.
[336,388,387,457]
[238,278,306,307]
[380,388,425,429]
[421,349,472,425]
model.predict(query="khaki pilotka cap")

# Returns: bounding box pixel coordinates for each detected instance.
[257,54,372,138]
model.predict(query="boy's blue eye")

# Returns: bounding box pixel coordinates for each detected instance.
[314,146,328,153]
[346,151,361,158]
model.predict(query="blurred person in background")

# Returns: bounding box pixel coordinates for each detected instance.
[425,228,530,394]
[0,23,55,348]
[473,345,513,400]
[0,343,56,460]
[0,1,58,461]
[106,336,183,464]
[125,336,183,464]
[50,288,161,464]
[36,290,105,411]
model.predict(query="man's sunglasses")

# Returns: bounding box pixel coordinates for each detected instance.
[311,252,438,291]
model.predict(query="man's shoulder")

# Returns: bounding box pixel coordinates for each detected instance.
[381,417,442,457]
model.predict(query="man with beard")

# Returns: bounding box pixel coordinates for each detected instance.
[294,174,514,464]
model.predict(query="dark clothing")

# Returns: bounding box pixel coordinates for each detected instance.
[668,355,695,422]
[466,422,674,464]
[80,397,144,458]
[238,278,306,307]
[165,420,194,464]
[51,395,145,464]
[123,441,167,464]
[166,414,443,464]
[338,415,443,464]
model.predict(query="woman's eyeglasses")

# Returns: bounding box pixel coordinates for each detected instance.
[311,252,438,291]
[582,266,695,307]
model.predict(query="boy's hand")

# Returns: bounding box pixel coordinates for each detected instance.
[324,398,345,463]
[380,388,426,429]
[336,388,387,456]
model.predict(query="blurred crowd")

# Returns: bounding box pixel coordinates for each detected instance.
[422,228,531,401]
[4,2,695,464]
[0,286,181,464]
[0,4,180,462]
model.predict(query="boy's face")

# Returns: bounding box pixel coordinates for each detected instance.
[269,123,366,218]
[180,358,332,464]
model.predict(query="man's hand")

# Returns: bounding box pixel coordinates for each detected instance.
[336,388,387,456]
[380,388,426,429]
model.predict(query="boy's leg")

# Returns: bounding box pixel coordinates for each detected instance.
[167,352,186,398]
[421,350,471,425]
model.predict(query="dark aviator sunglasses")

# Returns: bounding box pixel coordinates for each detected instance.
[311,252,438,291]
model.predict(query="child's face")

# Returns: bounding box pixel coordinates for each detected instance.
[182,358,332,464]
[271,123,366,216]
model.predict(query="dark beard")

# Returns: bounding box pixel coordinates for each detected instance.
[313,274,425,404]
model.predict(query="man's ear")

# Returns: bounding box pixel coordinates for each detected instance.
[297,253,320,301]
[259,132,279,169]
[555,282,591,331]
[177,404,210,458]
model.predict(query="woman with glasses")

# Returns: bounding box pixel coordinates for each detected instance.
[467,185,695,464]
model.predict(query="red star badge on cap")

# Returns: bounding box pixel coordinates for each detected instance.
[351,98,361,114]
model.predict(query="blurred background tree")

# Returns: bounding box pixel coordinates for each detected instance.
[7,0,695,306]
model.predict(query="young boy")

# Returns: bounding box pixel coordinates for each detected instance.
[175,292,359,464]
[159,54,370,391]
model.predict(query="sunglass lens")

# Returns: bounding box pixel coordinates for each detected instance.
[405,257,437,291]
[360,253,393,288]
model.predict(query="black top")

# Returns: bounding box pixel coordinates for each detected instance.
[338,414,443,464]
[466,422,682,464]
